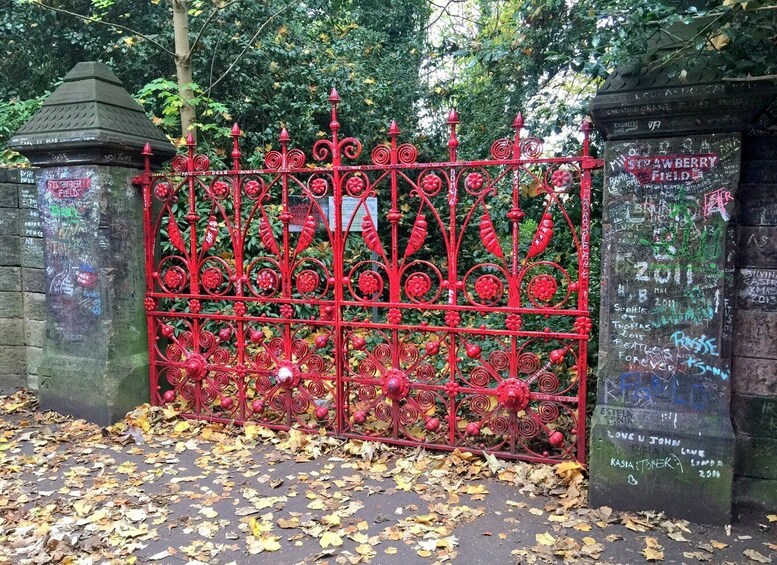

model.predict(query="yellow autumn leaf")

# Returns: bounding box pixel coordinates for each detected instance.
[355,544,375,556]
[385,547,398,555]
[582,537,597,546]
[642,547,664,561]
[464,484,488,495]
[708,32,730,51]
[244,424,261,440]
[173,421,190,434]
[249,517,271,537]
[307,498,326,510]
[258,534,281,552]
[767,514,777,523]
[319,531,343,548]
[395,476,412,491]
[536,532,556,546]
[555,461,584,481]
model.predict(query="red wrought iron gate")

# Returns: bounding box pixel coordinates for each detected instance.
[135,91,602,463]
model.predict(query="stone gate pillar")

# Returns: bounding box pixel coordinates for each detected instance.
[8,61,175,425]
[588,65,777,523]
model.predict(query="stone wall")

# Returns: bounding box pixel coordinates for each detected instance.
[0,168,44,391]
[732,135,777,510]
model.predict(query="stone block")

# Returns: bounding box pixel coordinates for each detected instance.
[738,226,777,269]
[21,268,44,293]
[19,208,42,238]
[0,346,26,374]
[731,394,777,439]
[743,138,777,161]
[733,310,777,359]
[0,208,19,236]
[736,268,777,311]
[23,292,46,321]
[732,356,777,396]
[38,351,149,426]
[0,318,24,345]
[589,406,735,524]
[0,169,7,182]
[735,434,777,479]
[0,183,18,208]
[0,235,20,266]
[6,169,34,184]
[0,267,21,292]
[737,184,777,227]
[741,160,777,184]
[0,292,22,318]
[734,477,777,512]
[20,237,43,269]
[26,345,42,376]
[18,184,38,209]
[24,319,45,348]
[26,373,38,391]
[0,374,25,393]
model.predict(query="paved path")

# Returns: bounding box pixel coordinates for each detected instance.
[0,389,774,564]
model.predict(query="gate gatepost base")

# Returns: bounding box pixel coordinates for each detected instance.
[590,407,735,522]
[8,62,175,426]
[589,59,777,524]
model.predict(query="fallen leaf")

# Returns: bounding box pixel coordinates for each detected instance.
[536,532,555,546]
[744,549,772,563]
[320,531,343,548]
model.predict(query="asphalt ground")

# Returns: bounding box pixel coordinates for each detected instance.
[0,388,774,565]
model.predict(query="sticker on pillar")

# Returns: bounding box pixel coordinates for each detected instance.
[46,178,92,199]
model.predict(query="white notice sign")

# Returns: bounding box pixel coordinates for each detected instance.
[327,197,378,232]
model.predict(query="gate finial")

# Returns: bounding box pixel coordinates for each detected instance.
[231,123,242,169]
[328,88,341,136]
[447,109,459,160]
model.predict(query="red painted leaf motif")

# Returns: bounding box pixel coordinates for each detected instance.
[528,213,554,258]
[200,215,219,255]
[259,217,279,255]
[295,215,316,255]
[362,215,384,255]
[479,212,504,259]
[404,213,427,258]
[167,213,186,254]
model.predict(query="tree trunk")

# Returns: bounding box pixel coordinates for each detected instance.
[172,0,196,141]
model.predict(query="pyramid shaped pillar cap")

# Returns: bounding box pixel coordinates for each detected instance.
[8,61,176,168]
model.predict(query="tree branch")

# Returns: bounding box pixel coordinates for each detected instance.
[189,0,240,57]
[32,1,175,56]
[208,1,294,93]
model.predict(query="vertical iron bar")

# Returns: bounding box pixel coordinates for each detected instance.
[329,89,345,436]
[446,110,459,448]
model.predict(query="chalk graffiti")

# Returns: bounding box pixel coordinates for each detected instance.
[702,188,734,221]
[605,372,713,410]
[670,331,719,355]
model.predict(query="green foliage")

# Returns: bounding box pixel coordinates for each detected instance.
[0,94,47,165]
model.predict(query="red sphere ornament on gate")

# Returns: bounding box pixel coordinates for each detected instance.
[276,360,301,389]
[496,378,531,411]
[185,354,207,382]
[549,431,564,447]
[382,368,410,401]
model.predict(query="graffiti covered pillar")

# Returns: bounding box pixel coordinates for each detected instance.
[589,65,777,523]
[8,62,175,425]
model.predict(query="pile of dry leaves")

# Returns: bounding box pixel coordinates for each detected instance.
[0,389,774,565]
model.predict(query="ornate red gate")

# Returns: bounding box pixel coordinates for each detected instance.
[135,91,601,463]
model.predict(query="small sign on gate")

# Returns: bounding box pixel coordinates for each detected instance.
[287,196,378,232]
[328,196,378,232]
